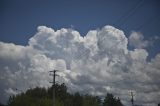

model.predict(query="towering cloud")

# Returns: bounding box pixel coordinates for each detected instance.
[0,25,159,106]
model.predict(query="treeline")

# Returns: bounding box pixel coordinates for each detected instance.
[7,83,124,106]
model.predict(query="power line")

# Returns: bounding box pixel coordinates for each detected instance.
[116,0,145,27]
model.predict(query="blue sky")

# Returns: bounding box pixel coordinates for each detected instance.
[0,0,160,59]
[0,0,160,56]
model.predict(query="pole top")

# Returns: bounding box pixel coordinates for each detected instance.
[49,70,59,72]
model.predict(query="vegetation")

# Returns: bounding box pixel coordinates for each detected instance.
[103,93,123,106]
[7,83,124,106]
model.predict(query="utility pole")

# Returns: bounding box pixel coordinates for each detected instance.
[50,70,58,106]
[130,91,135,106]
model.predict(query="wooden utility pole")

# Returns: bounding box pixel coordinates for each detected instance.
[131,91,134,106]
[50,70,58,106]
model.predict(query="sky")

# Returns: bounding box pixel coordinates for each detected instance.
[0,0,160,106]
[0,0,160,58]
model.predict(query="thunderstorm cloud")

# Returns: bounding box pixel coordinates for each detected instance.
[0,25,160,106]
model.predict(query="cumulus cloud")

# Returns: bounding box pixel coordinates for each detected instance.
[129,31,152,49]
[0,25,160,106]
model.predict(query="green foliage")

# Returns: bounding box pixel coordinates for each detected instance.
[83,95,101,106]
[8,83,123,106]
[103,93,123,106]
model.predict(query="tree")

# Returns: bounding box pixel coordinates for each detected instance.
[7,83,124,106]
[82,95,101,106]
[103,93,123,106]
[72,92,83,106]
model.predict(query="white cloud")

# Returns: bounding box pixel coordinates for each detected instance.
[5,88,18,95]
[129,31,151,49]
[130,49,148,61]
[0,25,160,106]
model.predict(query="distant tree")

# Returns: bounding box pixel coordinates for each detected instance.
[26,87,47,98]
[82,94,101,106]
[72,92,83,106]
[8,87,50,106]
[7,83,124,106]
[103,93,123,106]
[158,103,160,106]
[116,97,123,106]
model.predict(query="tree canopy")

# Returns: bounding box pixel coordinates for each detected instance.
[8,83,124,106]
